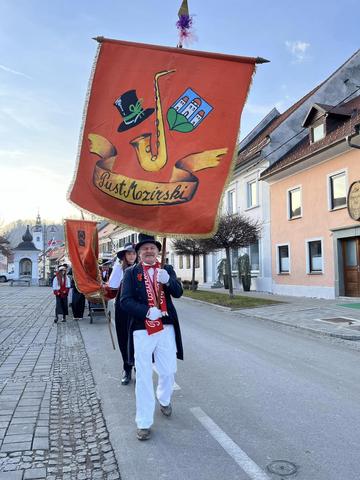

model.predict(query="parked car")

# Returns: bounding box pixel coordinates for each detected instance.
[0,271,15,283]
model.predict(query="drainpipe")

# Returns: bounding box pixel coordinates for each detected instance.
[346,124,360,149]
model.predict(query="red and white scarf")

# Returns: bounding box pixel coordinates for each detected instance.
[56,273,68,298]
[142,262,168,335]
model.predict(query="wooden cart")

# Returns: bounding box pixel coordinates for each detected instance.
[88,298,108,324]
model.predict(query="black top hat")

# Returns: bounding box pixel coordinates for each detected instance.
[114,90,154,132]
[135,234,162,253]
[117,242,136,260]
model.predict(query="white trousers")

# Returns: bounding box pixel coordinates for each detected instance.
[133,325,177,428]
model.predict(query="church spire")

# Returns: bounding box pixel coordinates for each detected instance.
[34,212,42,232]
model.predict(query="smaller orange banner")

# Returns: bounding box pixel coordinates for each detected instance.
[64,220,102,298]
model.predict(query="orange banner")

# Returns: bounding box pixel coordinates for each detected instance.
[69,38,256,236]
[64,220,102,298]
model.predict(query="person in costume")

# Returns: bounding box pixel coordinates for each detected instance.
[100,261,111,283]
[108,243,137,385]
[52,265,71,323]
[68,268,86,320]
[120,234,183,441]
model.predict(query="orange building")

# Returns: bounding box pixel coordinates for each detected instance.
[261,96,360,298]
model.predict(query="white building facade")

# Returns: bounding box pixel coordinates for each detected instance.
[13,225,40,285]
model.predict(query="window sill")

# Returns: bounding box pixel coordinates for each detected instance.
[307,272,323,275]
[245,205,260,212]
[329,205,347,212]
[288,215,302,221]
[277,272,290,275]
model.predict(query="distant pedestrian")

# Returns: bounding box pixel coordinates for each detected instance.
[68,268,86,320]
[100,263,111,283]
[52,266,71,323]
[108,243,137,385]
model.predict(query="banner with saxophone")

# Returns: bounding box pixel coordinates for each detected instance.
[68,38,256,236]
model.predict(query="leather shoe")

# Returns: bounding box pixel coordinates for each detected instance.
[160,403,172,417]
[121,371,131,385]
[137,428,151,441]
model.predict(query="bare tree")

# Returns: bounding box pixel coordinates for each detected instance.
[202,213,262,297]
[172,238,210,291]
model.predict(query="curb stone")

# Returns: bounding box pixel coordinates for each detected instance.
[179,295,360,341]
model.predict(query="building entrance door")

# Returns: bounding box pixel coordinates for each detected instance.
[342,237,360,297]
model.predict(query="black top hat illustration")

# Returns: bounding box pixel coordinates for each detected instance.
[135,233,162,253]
[114,90,154,132]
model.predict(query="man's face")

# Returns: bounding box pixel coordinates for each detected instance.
[139,243,159,265]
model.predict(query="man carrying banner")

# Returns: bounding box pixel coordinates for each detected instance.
[121,234,183,441]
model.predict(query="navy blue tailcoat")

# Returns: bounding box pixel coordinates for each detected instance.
[120,263,184,365]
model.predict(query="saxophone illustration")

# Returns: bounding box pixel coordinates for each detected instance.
[130,70,175,172]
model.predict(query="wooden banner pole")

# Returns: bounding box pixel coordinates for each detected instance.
[98,259,116,350]
[156,237,167,309]
[101,295,116,350]
[160,237,167,268]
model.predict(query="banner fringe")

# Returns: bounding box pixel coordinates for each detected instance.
[66,42,102,213]
[67,45,257,240]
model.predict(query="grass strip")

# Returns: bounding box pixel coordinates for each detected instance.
[183,289,283,309]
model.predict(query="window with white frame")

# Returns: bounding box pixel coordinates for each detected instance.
[231,248,239,271]
[307,240,323,273]
[329,172,346,209]
[278,245,289,273]
[247,180,257,208]
[249,241,260,271]
[170,253,175,266]
[311,123,325,143]
[288,187,302,219]
[186,255,191,269]
[227,189,236,214]
[195,255,200,268]
[179,255,183,269]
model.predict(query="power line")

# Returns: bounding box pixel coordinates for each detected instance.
[244,85,360,172]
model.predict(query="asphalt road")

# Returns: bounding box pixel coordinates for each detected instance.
[81,297,360,480]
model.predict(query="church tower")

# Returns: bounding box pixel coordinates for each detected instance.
[33,213,43,251]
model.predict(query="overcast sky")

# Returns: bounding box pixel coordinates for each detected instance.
[0,0,358,224]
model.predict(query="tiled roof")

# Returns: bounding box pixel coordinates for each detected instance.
[47,246,65,259]
[98,223,119,239]
[314,103,352,115]
[260,95,360,179]
[236,84,322,167]
[237,49,360,168]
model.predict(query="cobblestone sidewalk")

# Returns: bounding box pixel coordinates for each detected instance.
[0,286,121,480]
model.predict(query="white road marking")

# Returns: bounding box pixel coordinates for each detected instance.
[190,407,271,480]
